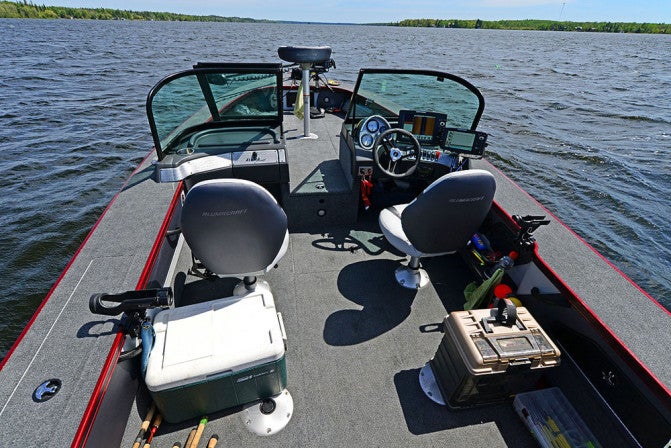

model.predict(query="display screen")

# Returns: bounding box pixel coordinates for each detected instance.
[397,110,446,146]
[402,115,436,143]
[441,128,487,157]
[445,130,476,152]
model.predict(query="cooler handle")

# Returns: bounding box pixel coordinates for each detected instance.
[277,312,287,350]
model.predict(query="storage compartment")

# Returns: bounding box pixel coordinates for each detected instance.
[514,387,602,448]
[145,291,287,423]
[430,306,560,409]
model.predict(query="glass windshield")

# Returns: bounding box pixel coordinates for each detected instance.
[347,70,483,131]
[148,65,281,158]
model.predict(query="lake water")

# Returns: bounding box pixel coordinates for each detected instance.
[1,19,669,358]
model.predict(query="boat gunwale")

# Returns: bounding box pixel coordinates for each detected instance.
[70,178,185,447]
[483,159,671,410]
[0,150,157,371]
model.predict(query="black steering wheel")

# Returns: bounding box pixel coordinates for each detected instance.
[373,128,421,178]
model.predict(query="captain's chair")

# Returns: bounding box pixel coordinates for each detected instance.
[181,178,289,293]
[378,169,496,289]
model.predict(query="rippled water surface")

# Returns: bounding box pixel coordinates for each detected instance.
[1,20,669,358]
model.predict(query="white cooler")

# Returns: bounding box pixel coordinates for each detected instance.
[144,291,287,423]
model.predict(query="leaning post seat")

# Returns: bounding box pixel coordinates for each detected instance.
[144,178,293,427]
[379,169,496,289]
[277,45,332,139]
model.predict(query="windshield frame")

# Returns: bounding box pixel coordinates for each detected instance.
[346,68,485,131]
[146,63,283,160]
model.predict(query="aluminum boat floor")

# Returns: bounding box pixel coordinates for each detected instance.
[120,218,537,447]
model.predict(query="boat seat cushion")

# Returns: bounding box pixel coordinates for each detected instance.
[181,179,288,277]
[379,170,496,257]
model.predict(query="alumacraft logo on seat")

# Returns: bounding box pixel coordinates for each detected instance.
[202,209,248,217]
[448,195,485,203]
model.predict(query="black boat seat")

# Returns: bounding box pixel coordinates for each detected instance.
[181,179,288,290]
[379,170,496,289]
[277,45,332,64]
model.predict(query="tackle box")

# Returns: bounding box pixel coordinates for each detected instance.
[144,291,287,423]
[430,305,560,409]
[514,387,602,448]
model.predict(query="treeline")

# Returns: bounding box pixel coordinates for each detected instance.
[393,18,670,34]
[2,1,669,33]
[0,1,269,22]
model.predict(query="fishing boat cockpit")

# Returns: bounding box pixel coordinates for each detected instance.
[118,48,669,447]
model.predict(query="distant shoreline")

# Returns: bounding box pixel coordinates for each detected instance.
[1,1,669,34]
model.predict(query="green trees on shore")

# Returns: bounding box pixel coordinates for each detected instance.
[0,1,266,22]
[394,18,669,34]
[1,1,668,34]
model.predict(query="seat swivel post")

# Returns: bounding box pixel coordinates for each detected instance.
[408,257,421,270]
[243,275,258,292]
[300,62,312,138]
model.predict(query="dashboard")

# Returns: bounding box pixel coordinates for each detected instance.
[153,127,288,186]
[353,111,488,181]
[356,111,487,158]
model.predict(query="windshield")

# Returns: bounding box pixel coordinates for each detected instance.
[347,70,484,131]
[147,64,282,159]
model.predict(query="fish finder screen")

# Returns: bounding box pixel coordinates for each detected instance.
[442,128,488,158]
[398,110,447,146]
[445,130,476,152]
[402,115,435,143]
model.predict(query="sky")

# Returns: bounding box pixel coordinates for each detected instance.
[35,0,671,24]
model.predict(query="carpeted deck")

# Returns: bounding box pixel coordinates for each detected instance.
[120,217,537,447]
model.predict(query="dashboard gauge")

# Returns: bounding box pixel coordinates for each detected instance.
[378,125,388,133]
[366,119,379,132]
[361,134,374,148]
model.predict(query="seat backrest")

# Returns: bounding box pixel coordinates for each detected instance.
[401,169,496,254]
[181,179,288,277]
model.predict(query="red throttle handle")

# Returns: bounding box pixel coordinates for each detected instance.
[360,177,373,210]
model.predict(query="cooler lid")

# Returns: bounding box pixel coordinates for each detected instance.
[145,291,285,391]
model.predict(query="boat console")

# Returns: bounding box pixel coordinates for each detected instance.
[153,127,289,190]
[147,63,289,192]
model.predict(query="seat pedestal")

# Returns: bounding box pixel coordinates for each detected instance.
[395,256,430,289]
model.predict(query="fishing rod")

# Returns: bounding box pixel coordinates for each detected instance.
[187,417,208,448]
[207,435,219,448]
[143,412,163,447]
[132,403,156,448]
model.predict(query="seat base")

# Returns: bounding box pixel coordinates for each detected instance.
[240,389,294,436]
[419,362,446,405]
[395,265,430,289]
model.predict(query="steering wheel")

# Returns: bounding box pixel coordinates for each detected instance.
[373,128,421,178]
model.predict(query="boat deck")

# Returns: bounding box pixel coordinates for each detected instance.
[0,157,179,447]
[1,111,669,446]
[120,219,537,447]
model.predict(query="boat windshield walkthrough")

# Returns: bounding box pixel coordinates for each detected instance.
[1,45,670,448]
